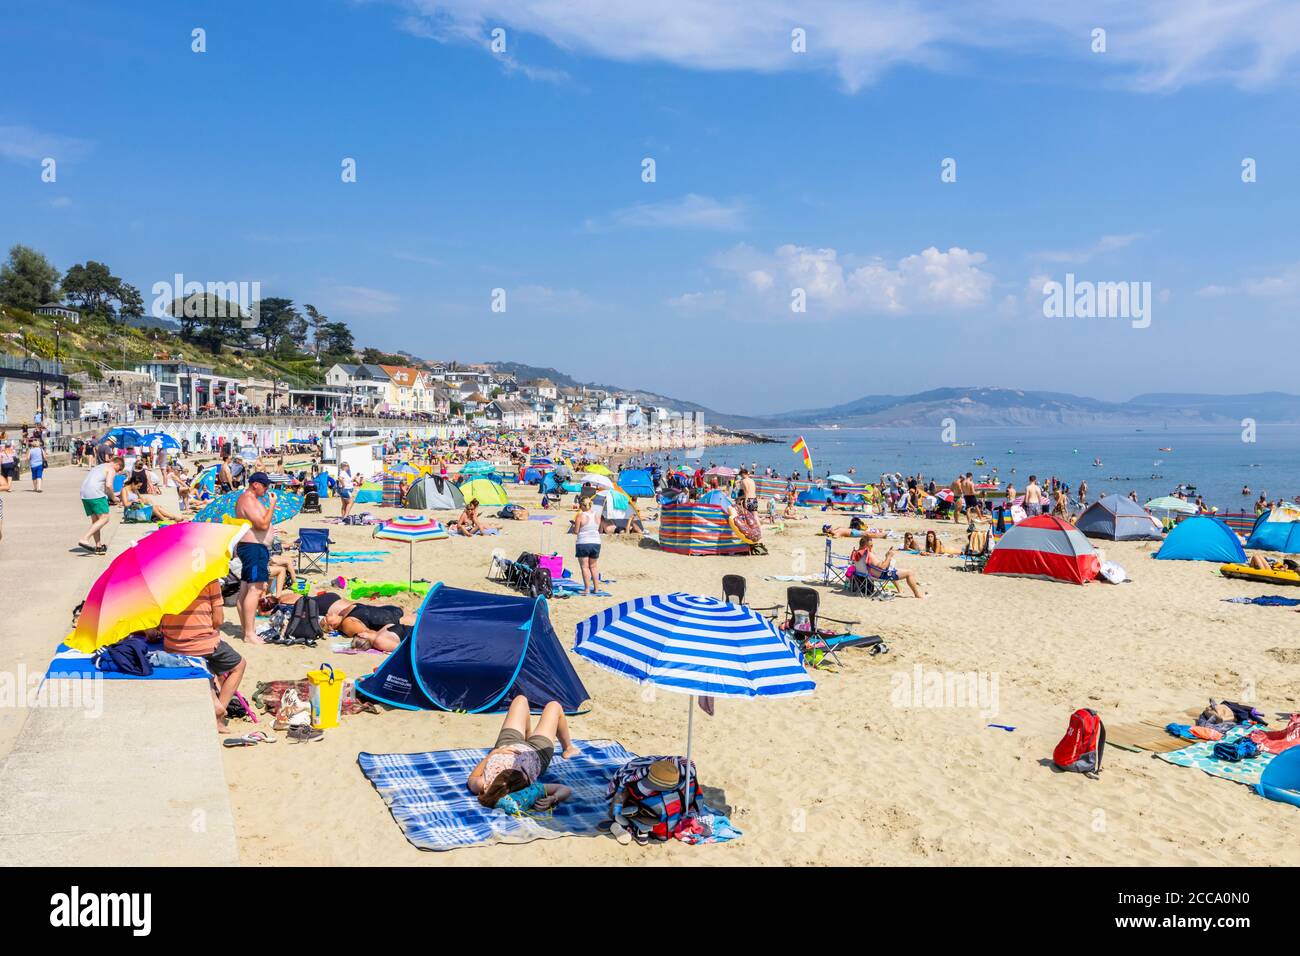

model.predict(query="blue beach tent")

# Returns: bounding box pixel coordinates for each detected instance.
[617,469,656,498]
[1154,515,1247,562]
[1246,511,1300,553]
[796,487,832,506]
[356,585,590,714]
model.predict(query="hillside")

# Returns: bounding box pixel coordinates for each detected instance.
[755,386,1300,427]
[0,306,332,388]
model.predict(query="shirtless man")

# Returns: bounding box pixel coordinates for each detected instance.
[738,468,757,513]
[950,474,965,523]
[1024,475,1043,516]
[962,472,984,521]
[234,472,276,644]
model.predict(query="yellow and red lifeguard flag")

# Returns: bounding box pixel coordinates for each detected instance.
[791,436,814,472]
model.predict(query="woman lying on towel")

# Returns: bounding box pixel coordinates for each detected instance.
[323,599,415,653]
[468,695,580,812]
[851,537,926,598]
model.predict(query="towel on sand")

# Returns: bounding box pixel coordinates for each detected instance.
[44,642,210,681]
[1157,723,1276,785]
[359,739,634,851]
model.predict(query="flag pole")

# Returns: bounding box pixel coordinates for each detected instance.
[683,695,694,817]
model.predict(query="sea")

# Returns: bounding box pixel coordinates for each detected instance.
[638,424,1300,514]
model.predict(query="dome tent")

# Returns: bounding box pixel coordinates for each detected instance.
[1154,515,1247,563]
[1075,495,1163,541]
[1246,510,1300,553]
[405,475,465,510]
[982,514,1100,585]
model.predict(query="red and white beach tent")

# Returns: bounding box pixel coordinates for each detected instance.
[982,514,1100,585]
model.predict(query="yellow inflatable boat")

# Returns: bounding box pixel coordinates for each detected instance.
[1220,562,1300,586]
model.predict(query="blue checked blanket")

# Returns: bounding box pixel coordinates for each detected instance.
[1157,723,1275,786]
[44,643,210,681]
[358,738,635,851]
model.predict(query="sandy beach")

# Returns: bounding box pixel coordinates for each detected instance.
[150,478,1300,867]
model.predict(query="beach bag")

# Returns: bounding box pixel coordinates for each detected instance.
[1213,739,1259,762]
[1053,708,1105,776]
[123,503,154,523]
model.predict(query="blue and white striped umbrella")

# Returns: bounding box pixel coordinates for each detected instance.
[575,594,812,806]
[573,593,814,699]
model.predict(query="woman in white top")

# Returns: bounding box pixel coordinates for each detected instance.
[571,496,603,595]
[337,464,355,518]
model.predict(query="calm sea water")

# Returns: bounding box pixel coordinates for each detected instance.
[648,425,1300,513]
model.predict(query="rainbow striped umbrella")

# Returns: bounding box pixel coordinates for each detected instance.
[373,515,447,590]
[65,521,249,652]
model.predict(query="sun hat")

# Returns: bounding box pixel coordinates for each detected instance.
[645,759,681,792]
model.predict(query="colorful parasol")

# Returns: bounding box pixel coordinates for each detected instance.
[194,490,303,524]
[373,515,447,590]
[65,521,249,652]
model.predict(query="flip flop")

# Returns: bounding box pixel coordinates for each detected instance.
[223,736,258,747]
[247,730,277,743]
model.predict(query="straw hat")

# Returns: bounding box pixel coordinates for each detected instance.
[645,760,681,791]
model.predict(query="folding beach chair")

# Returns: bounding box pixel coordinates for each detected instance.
[822,538,853,589]
[961,525,991,573]
[779,586,859,668]
[296,528,332,575]
[722,574,747,606]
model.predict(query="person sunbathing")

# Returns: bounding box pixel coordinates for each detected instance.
[924,530,951,554]
[124,475,183,522]
[467,695,579,811]
[323,599,415,652]
[822,523,885,539]
[852,537,926,598]
[455,499,492,535]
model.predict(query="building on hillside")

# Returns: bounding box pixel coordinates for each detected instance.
[522,377,558,401]
[326,363,394,412]
[0,354,71,427]
[35,302,82,325]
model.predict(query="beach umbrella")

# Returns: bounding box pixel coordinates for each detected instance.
[390,462,421,478]
[65,521,249,652]
[1145,496,1196,515]
[194,490,303,524]
[373,515,447,590]
[140,432,180,451]
[703,466,738,478]
[577,472,615,490]
[583,463,612,476]
[574,593,813,810]
[238,447,259,461]
[459,460,496,476]
[102,427,143,448]
[827,474,853,484]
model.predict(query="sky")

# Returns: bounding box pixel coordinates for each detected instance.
[1,0,1298,415]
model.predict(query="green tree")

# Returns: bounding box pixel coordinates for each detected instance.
[248,297,301,353]
[63,260,121,320]
[321,320,354,355]
[117,282,145,322]
[0,244,61,311]
[303,303,328,355]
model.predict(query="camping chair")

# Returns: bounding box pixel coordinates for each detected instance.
[961,526,991,572]
[296,528,332,575]
[779,586,859,668]
[722,574,747,606]
[822,538,853,588]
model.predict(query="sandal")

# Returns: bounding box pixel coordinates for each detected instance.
[223,736,258,747]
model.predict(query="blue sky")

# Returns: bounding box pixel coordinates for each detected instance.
[2,0,1298,414]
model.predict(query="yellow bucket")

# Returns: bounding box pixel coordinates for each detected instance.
[306,663,347,729]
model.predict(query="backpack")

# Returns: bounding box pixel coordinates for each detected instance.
[1053,708,1105,776]
[278,595,324,646]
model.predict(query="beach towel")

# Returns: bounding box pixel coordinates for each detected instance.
[1157,723,1276,786]
[44,642,210,681]
[1223,595,1300,607]
[358,739,634,851]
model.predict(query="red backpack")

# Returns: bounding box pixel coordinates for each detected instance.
[1053,708,1105,776]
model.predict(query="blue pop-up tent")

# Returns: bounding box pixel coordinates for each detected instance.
[356,584,589,714]
[617,469,655,498]
[1154,515,1247,562]
[1246,511,1300,553]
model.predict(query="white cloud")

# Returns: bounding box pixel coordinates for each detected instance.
[1034,233,1144,265]
[393,252,443,267]
[325,285,402,315]
[386,0,1300,92]
[667,290,727,311]
[714,242,995,317]
[0,125,90,164]
[1196,262,1300,298]
[587,194,746,232]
